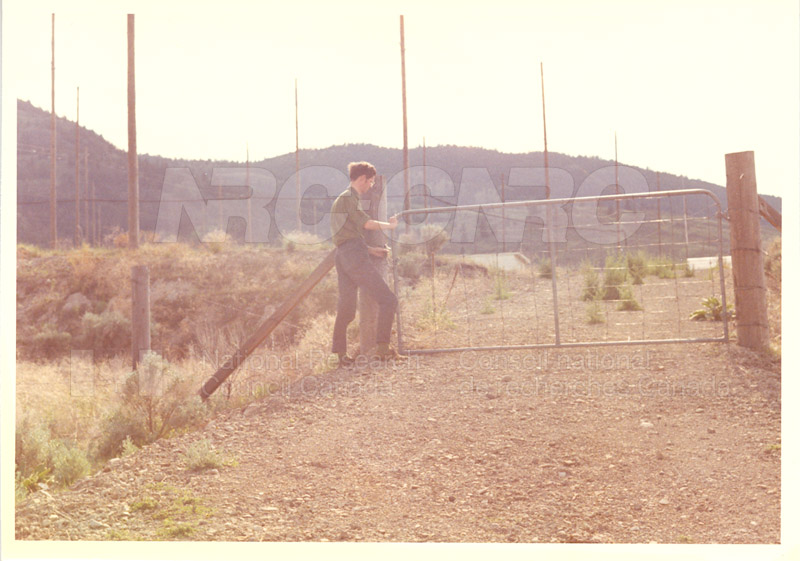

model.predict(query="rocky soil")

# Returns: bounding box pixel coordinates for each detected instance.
[15,342,780,543]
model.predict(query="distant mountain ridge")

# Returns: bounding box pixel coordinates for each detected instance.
[16,99,781,247]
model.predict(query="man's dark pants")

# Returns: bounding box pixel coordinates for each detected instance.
[331,239,398,355]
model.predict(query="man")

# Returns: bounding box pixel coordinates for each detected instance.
[330,162,400,366]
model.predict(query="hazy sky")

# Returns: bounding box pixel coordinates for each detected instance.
[4,0,799,197]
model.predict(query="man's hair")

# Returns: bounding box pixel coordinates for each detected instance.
[348,162,377,181]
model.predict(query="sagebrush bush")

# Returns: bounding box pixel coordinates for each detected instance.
[50,442,91,486]
[121,435,140,457]
[79,309,131,358]
[396,253,427,282]
[96,352,207,459]
[646,256,676,279]
[15,419,90,490]
[626,251,647,285]
[15,473,29,504]
[29,325,72,360]
[616,284,643,311]
[419,224,449,256]
[183,439,224,471]
[396,231,421,256]
[416,301,456,332]
[15,422,52,476]
[537,258,552,279]
[492,270,512,301]
[581,262,601,301]
[586,301,604,324]
[602,254,628,300]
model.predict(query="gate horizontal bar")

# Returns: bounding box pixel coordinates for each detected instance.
[403,336,728,356]
[392,188,723,220]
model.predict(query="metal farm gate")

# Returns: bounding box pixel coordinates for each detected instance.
[389,189,730,356]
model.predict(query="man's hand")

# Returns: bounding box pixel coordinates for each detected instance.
[388,215,399,229]
[368,246,390,259]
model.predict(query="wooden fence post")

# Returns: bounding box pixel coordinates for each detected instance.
[358,175,388,355]
[725,151,770,350]
[131,265,151,368]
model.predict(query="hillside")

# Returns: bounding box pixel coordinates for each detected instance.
[16,99,781,250]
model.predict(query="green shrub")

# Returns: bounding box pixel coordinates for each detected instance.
[29,325,72,360]
[581,262,601,301]
[586,301,604,324]
[95,409,150,461]
[493,270,512,300]
[396,253,426,282]
[15,473,29,504]
[21,467,53,494]
[537,258,552,279]
[15,422,52,476]
[646,256,676,279]
[50,442,90,486]
[396,232,421,256]
[130,495,159,512]
[616,284,643,311]
[626,251,647,285]
[416,302,456,332]
[690,296,733,321]
[121,436,140,457]
[183,439,224,471]
[96,353,207,459]
[80,309,131,358]
[602,254,628,300]
[419,224,450,256]
[157,521,196,539]
[15,420,90,490]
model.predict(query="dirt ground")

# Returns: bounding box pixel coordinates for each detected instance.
[15,339,780,543]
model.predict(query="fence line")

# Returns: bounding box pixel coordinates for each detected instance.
[390,189,730,356]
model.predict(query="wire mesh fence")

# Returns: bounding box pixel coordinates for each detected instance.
[389,189,730,355]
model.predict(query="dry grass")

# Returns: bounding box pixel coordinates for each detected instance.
[15,241,342,493]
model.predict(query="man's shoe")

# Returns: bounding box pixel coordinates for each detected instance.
[372,343,401,361]
[337,354,355,368]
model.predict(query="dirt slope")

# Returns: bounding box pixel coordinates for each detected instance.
[15,342,780,543]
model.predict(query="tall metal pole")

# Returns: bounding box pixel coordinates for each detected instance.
[127,14,140,249]
[400,15,410,234]
[683,194,690,259]
[422,136,427,210]
[84,147,89,245]
[91,169,97,246]
[541,62,560,346]
[295,78,301,232]
[74,87,81,246]
[656,172,662,257]
[246,143,252,242]
[50,14,57,249]
[501,172,506,253]
[615,132,621,252]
